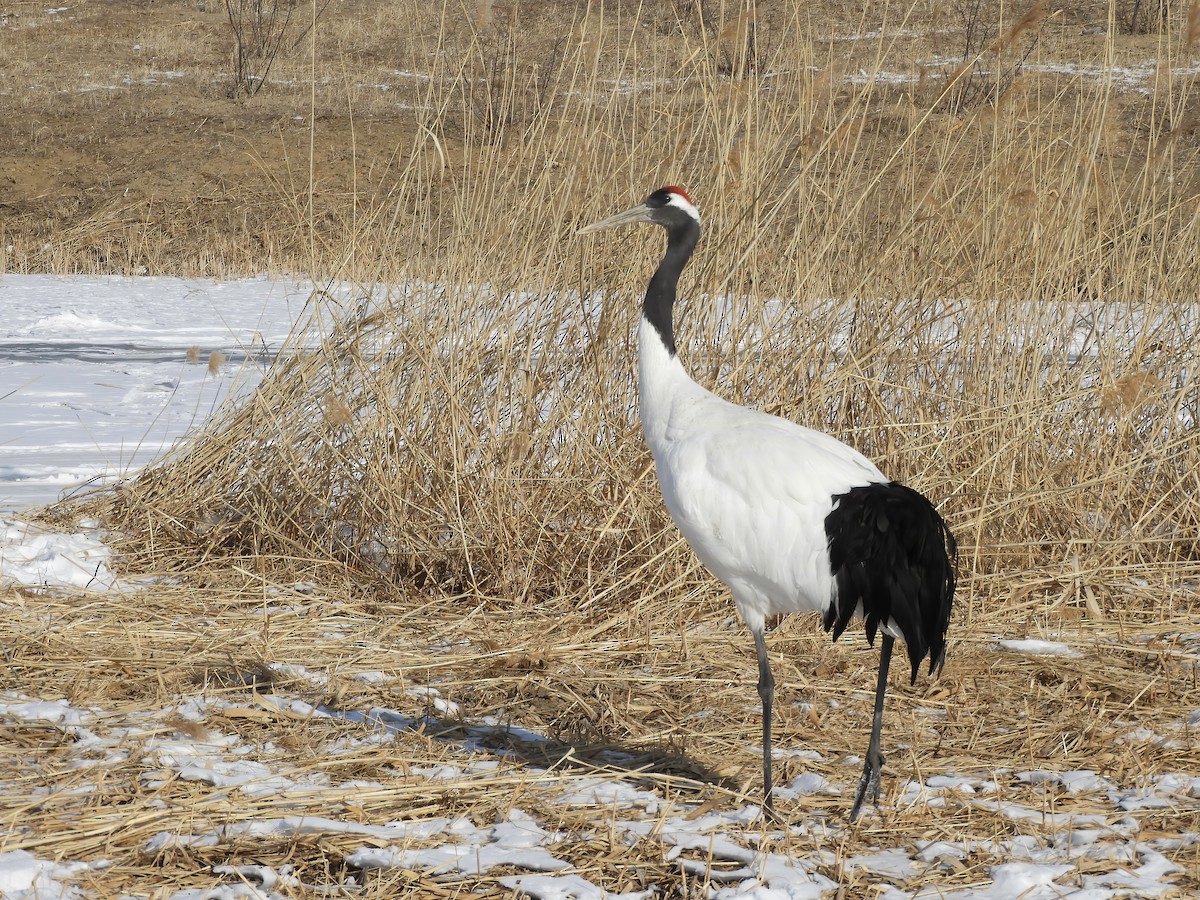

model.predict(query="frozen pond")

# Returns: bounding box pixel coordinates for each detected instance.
[0,275,317,512]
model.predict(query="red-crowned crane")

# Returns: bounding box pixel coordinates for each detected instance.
[578,186,957,820]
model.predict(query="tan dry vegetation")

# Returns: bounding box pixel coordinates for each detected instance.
[2,578,1199,894]
[4,0,1200,893]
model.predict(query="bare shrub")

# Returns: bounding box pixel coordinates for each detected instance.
[717,7,759,77]
[454,8,575,145]
[936,0,1047,114]
[1117,0,1172,34]
[224,0,298,97]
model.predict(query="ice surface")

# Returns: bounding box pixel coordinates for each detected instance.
[0,274,322,512]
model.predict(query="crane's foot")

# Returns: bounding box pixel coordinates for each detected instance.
[758,790,790,827]
[848,749,885,822]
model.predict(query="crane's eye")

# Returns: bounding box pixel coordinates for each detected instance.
[664,185,694,206]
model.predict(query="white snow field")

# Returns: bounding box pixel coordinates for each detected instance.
[0,274,326,513]
[0,276,1197,897]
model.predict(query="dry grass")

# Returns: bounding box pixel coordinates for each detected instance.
[4,0,1200,893]
[2,577,1198,893]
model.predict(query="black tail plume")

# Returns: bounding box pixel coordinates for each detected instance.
[823,481,957,681]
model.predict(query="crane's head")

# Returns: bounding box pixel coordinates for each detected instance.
[577,186,701,236]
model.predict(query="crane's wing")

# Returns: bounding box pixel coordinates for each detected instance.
[652,399,887,622]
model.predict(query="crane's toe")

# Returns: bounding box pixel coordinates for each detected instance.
[849,750,885,821]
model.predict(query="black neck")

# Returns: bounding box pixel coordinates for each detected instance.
[643,218,700,357]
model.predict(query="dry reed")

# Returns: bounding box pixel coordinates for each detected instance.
[1,573,1197,893]
[50,5,1198,626]
[6,0,1200,893]
[986,0,1050,56]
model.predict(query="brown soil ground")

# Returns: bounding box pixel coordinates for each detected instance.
[0,0,1181,276]
[1,0,432,275]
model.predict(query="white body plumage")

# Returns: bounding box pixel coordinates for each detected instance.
[637,315,887,634]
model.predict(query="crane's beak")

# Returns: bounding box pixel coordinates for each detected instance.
[577,201,655,235]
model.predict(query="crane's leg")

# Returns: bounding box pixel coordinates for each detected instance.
[752,628,775,813]
[850,633,894,821]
